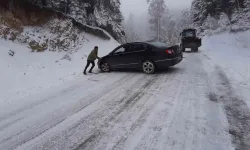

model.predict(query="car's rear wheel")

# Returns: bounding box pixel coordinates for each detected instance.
[142,60,155,74]
[101,62,111,72]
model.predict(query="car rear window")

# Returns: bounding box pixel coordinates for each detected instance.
[149,42,168,48]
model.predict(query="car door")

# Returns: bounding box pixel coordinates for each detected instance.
[124,43,147,68]
[107,44,131,69]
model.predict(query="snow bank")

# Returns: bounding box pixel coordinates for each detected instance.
[0,33,119,104]
[202,31,250,50]
[202,30,250,107]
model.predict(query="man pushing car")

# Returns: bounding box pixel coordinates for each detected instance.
[83,46,100,75]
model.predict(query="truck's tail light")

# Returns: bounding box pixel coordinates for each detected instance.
[166,49,174,54]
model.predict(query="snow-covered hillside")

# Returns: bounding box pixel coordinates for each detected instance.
[0,0,124,40]
[0,33,119,104]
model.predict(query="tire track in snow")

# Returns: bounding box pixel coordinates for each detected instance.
[0,74,110,125]
[0,74,135,150]
[15,74,148,150]
[131,69,187,150]
[30,73,165,150]
[125,53,230,150]
[13,52,223,150]
[109,74,160,119]
[208,66,250,150]
[109,73,173,150]
[93,70,181,150]
[71,74,162,150]
[0,117,24,132]
[74,131,101,150]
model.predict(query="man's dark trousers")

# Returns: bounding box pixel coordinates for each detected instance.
[84,60,95,73]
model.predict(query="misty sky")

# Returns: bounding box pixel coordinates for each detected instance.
[121,0,193,19]
[120,0,193,40]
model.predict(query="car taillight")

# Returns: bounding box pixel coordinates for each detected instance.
[166,49,174,54]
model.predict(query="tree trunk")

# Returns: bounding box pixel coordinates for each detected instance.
[9,0,14,12]
[65,0,70,14]
[236,0,240,10]
[157,17,160,42]
[41,0,46,6]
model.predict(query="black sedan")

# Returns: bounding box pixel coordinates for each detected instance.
[98,42,183,74]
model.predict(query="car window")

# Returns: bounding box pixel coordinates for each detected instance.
[128,44,147,52]
[114,47,125,54]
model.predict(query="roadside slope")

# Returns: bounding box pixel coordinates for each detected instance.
[0,34,119,105]
[201,30,250,149]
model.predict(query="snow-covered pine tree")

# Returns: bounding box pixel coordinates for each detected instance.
[245,0,250,21]
[217,12,231,31]
[191,0,250,34]
[123,13,141,42]
[148,0,166,42]
[191,0,207,28]
[24,0,124,40]
[161,10,179,45]
[165,20,178,45]
[202,14,219,34]
[244,0,250,18]
[178,9,192,30]
[245,0,250,8]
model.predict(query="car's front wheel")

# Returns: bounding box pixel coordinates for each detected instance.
[142,60,155,74]
[101,62,111,72]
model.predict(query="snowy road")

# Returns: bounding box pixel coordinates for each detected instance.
[1,50,250,150]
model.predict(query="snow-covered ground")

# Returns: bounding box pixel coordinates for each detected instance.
[200,31,250,150]
[0,33,119,105]
[0,31,250,150]
[202,31,250,108]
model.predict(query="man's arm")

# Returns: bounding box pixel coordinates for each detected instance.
[96,51,100,59]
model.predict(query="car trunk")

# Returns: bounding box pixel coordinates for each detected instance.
[159,45,181,57]
[151,44,182,61]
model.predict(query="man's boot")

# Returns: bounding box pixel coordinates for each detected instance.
[83,70,87,75]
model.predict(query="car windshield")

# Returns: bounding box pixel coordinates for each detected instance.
[149,42,168,48]
[183,30,195,37]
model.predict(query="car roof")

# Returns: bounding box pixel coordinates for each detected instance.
[122,42,147,45]
[183,28,196,31]
[122,42,170,48]
[123,41,163,45]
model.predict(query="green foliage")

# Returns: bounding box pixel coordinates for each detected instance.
[29,41,47,52]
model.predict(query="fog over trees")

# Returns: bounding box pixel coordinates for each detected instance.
[122,0,250,43]
[122,0,192,44]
